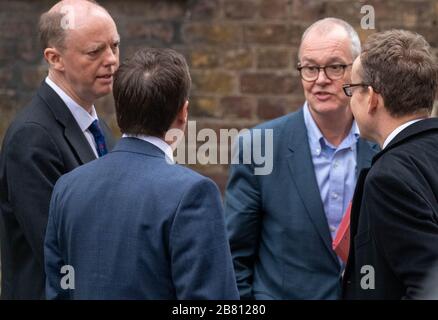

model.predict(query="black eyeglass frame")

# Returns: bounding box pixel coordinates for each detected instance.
[296,63,353,82]
[342,83,377,97]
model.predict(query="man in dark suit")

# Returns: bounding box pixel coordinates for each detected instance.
[0,0,118,299]
[44,48,239,300]
[342,29,438,299]
[224,18,378,300]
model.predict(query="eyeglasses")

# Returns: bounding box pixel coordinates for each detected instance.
[297,64,352,82]
[342,83,372,97]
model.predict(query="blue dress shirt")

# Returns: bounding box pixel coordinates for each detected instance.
[303,103,359,240]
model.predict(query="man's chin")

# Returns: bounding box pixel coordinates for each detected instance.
[94,86,113,98]
[309,100,345,114]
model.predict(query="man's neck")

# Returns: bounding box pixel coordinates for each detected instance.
[310,108,354,147]
[48,73,93,114]
[377,113,428,148]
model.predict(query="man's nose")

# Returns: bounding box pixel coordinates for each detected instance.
[315,68,331,84]
[103,46,118,66]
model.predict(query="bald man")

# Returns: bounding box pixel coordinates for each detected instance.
[0,0,118,299]
[224,18,378,299]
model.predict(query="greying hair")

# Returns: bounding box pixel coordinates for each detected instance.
[298,17,361,61]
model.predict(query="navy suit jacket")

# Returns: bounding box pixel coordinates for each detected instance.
[0,82,114,299]
[224,109,378,299]
[44,137,239,299]
[343,118,438,299]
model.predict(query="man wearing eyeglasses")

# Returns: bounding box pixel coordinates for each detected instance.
[342,30,438,299]
[224,18,377,300]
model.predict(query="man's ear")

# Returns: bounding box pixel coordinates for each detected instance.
[44,47,64,71]
[367,86,380,115]
[177,100,189,125]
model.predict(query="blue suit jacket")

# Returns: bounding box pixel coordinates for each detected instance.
[224,109,378,299]
[44,138,239,299]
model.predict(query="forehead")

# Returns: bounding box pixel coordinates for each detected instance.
[64,9,119,46]
[300,27,353,64]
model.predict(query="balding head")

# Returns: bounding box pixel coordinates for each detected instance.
[39,0,113,51]
[298,18,361,61]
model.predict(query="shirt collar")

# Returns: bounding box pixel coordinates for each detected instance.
[122,134,174,164]
[303,102,359,156]
[382,118,425,149]
[45,77,98,132]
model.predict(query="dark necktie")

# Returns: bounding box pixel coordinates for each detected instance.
[88,119,108,157]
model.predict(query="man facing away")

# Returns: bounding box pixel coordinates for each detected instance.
[44,48,239,300]
[0,0,118,299]
[224,17,378,300]
[343,29,438,299]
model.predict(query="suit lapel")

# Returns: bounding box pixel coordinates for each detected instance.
[356,138,378,176]
[37,82,97,164]
[286,111,338,263]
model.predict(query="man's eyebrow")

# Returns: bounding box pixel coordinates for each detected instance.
[300,57,348,65]
[87,43,106,51]
[300,58,318,65]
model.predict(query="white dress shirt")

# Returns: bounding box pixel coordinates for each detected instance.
[382,118,425,149]
[122,134,174,164]
[45,77,100,157]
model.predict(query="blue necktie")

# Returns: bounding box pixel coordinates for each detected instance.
[88,119,108,157]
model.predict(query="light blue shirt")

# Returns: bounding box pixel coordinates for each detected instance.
[303,103,359,240]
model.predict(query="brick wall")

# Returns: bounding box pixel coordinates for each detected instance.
[1,0,437,192]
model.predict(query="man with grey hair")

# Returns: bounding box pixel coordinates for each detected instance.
[0,0,117,299]
[225,17,377,299]
[343,29,438,299]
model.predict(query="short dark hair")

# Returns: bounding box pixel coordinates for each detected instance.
[113,48,191,136]
[360,29,438,117]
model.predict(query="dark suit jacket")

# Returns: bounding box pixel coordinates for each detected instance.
[44,138,239,299]
[343,118,438,299]
[0,82,115,299]
[224,109,378,299]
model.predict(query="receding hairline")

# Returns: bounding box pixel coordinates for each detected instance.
[39,0,115,50]
[298,18,361,61]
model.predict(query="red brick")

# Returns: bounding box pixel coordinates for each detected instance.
[221,96,256,119]
[223,48,254,70]
[190,96,219,118]
[224,0,258,20]
[105,1,185,20]
[244,24,290,44]
[125,22,174,43]
[257,97,304,120]
[260,0,290,19]
[240,72,297,94]
[187,0,221,20]
[257,47,293,69]
[189,49,220,68]
[21,65,48,90]
[192,71,236,95]
[183,23,241,45]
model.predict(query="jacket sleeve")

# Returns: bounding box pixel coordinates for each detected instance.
[170,177,239,300]
[44,182,69,300]
[5,122,64,267]
[223,134,263,299]
[366,170,438,299]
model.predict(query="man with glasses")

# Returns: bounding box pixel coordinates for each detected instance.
[224,18,377,299]
[342,30,438,299]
